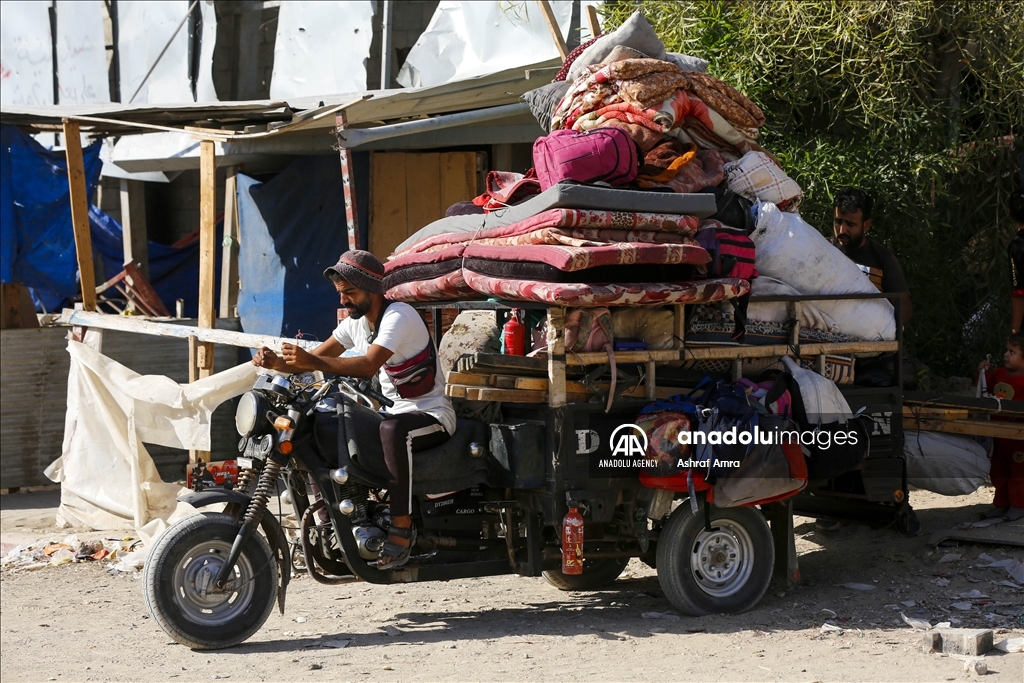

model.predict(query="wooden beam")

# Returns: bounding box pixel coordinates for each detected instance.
[63,119,97,312]
[118,179,149,281]
[536,0,569,60]
[219,166,240,318]
[904,417,1024,439]
[198,140,217,379]
[584,4,602,38]
[547,307,567,407]
[60,309,319,351]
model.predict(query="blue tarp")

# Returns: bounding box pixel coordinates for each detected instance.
[237,155,354,342]
[1,124,218,315]
[1,125,102,299]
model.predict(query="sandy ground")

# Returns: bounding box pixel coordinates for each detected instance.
[1,488,1022,683]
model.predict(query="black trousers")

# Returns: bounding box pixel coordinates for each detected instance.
[379,411,449,517]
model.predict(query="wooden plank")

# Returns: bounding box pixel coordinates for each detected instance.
[119,178,149,281]
[458,353,548,374]
[547,307,567,407]
[903,417,1024,439]
[404,153,442,238]
[584,4,602,37]
[63,119,97,312]
[1,284,39,329]
[447,371,490,387]
[439,152,478,216]
[788,301,802,346]
[513,376,549,391]
[445,384,468,399]
[369,152,409,259]
[566,341,900,366]
[198,139,217,379]
[673,304,685,348]
[465,387,593,404]
[902,406,970,420]
[646,360,657,400]
[536,0,569,59]
[60,309,320,351]
[218,167,240,318]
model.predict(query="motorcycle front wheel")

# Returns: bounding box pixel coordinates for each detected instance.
[143,512,278,650]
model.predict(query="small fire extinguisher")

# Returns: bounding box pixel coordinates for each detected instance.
[562,506,584,575]
[502,309,525,356]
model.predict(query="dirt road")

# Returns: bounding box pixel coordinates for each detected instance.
[1,488,1021,682]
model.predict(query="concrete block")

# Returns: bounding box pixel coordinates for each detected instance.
[930,629,994,656]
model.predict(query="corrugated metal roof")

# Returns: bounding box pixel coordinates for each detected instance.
[0,60,560,139]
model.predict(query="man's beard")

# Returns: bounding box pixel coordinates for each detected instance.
[346,300,371,319]
[838,234,865,249]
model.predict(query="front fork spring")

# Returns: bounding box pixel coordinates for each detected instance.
[243,459,283,525]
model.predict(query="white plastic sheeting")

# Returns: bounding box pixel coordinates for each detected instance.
[44,341,256,544]
[118,0,217,104]
[397,1,574,88]
[270,1,376,99]
[0,1,55,106]
[904,430,990,496]
[55,1,110,104]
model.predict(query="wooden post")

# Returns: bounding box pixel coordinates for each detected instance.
[219,166,240,318]
[787,301,802,347]
[546,307,567,408]
[645,360,656,400]
[537,0,569,60]
[673,304,685,348]
[584,4,602,38]
[63,119,97,312]
[336,111,362,251]
[118,179,149,280]
[197,139,216,383]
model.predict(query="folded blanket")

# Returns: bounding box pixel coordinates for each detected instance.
[418,226,699,250]
[639,149,726,194]
[463,271,750,307]
[393,209,701,258]
[724,151,803,211]
[685,71,765,129]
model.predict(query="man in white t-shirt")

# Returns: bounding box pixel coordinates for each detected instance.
[252,250,454,569]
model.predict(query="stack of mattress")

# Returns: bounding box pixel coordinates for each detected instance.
[385,185,752,308]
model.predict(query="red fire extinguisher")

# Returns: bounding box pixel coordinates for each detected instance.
[561,506,584,575]
[503,309,525,356]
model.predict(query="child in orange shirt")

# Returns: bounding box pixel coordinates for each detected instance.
[978,334,1024,520]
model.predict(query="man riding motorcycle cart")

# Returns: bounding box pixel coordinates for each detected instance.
[253,250,454,570]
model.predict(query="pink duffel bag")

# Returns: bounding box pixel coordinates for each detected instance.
[532,127,640,190]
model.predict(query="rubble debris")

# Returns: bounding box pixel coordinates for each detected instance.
[922,628,993,656]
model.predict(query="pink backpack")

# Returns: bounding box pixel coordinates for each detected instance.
[533,128,640,190]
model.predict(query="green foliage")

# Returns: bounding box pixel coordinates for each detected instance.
[601,0,1024,376]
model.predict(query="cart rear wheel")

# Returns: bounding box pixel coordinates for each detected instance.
[656,505,773,616]
[542,557,629,591]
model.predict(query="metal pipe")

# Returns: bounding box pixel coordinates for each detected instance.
[336,102,530,149]
[380,1,393,88]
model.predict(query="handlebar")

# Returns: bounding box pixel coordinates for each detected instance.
[339,378,395,409]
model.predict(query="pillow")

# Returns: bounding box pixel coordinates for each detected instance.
[521,80,571,133]
[565,11,667,83]
[665,52,709,73]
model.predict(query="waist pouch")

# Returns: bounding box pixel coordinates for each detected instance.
[383,342,438,399]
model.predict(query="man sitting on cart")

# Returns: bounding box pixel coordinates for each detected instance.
[831,187,913,325]
[252,250,455,570]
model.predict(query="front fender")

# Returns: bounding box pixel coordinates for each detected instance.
[178,488,291,614]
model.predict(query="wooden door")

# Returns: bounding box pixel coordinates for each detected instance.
[369,151,482,260]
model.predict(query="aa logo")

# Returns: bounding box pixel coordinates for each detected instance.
[1013,450,1024,465]
[610,424,649,457]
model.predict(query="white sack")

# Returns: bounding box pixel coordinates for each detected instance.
[726,276,839,332]
[904,430,990,496]
[751,202,896,341]
[781,356,852,423]
[45,341,256,545]
[611,308,675,349]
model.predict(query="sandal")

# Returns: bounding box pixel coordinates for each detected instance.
[373,525,417,570]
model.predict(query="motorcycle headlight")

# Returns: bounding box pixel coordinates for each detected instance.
[235,391,266,437]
